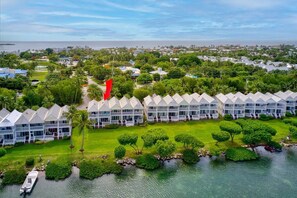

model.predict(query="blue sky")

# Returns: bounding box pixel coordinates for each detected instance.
[1,0,297,41]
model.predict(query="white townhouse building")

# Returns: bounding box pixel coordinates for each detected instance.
[216,93,245,119]
[88,96,144,128]
[143,95,157,122]
[274,90,297,114]
[216,92,288,119]
[172,93,190,121]
[182,93,200,120]
[0,105,71,146]
[198,93,219,119]
[262,93,286,117]
[144,93,218,122]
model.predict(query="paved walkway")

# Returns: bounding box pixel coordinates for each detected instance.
[78,76,105,110]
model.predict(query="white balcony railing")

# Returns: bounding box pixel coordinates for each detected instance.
[30,126,44,130]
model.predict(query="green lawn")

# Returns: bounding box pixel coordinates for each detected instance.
[30,71,48,81]
[0,119,292,170]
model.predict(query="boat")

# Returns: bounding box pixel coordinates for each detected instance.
[20,170,38,195]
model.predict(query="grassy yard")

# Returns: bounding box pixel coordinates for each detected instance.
[0,119,293,170]
[30,71,48,81]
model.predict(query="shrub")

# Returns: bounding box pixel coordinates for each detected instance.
[182,149,199,164]
[105,124,119,129]
[235,119,276,136]
[225,147,259,161]
[259,114,273,121]
[45,160,72,180]
[79,160,123,180]
[25,157,35,167]
[219,121,242,142]
[14,142,24,147]
[211,131,230,144]
[62,136,70,140]
[136,154,160,170]
[2,169,26,185]
[289,126,297,138]
[286,112,293,117]
[0,148,7,157]
[267,141,282,150]
[114,146,126,159]
[223,114,233,121]
[283,118,293,124]
[291,120,297,127]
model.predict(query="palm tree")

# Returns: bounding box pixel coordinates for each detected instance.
[64,105,78,152]
[73,110,91,155]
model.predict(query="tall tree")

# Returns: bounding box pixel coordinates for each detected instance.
[219,121,242,142]
[65,105,78,151]
[73,110,91,154]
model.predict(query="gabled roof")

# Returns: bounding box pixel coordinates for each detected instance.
[23,109,36,121]
[216,93,232,104]
[36,107,48,120]
[153,95,167,106]
[172,93,188,105]
[190,93,201,104]
[226,93,244,104]
[109,97,121,110]
[60,105,69,119]
[199,93,217,104]
[0,117,14,127]
[98,100,110,111]
[0,108,10,120]
[182,94,199,105]
[119,96,133,109]
[143,96,156,106]
[30,111,45,124]
[248,93,266,103]
[277,90,297,100]
[6,110,22,124]
[265,93,284,103]
[88,100,99,112]
[45,104,61,121]
[15,114,30,125]
[163,95,178,106]
[130,97,144,109]
[234,92,249,102]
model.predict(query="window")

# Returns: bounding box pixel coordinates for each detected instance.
[100,118,109,122]
[62,128,70,132]
[112,116,120,121]
[4,134,13,139]
[34,131,43,136]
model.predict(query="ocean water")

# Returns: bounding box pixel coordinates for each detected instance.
[1,147,297,198]
[1,40,297,52]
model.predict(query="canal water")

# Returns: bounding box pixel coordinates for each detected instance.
[1,147,297,198]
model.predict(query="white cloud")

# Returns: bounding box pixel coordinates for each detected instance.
[100,0,156,13]
[218,0,282,9]
[0,14,16,22]
[40,11,119,20]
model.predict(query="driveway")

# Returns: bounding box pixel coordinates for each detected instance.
[77,76,106,110]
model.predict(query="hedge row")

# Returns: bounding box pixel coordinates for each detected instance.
[235,119,276,135]
[79,160,122,180]
[225,147,259,161]
[182,149,199,164]
[0,148,7,158]
[136,154,160,170]
[45,160,72,180]
[2,168,26,185]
